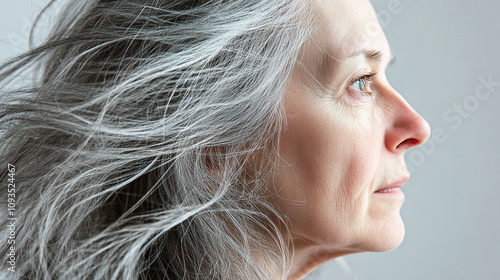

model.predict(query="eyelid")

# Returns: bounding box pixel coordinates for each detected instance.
[346,71,377,99]
[360,71,376,82]
[349,71,376,88]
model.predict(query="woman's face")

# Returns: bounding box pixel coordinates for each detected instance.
[270,0,431,260]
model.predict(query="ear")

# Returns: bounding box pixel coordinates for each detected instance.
[203,146,227,174]
[202,145,268,191]
[201,146,229,194]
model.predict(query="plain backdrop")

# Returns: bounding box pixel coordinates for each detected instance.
[1,1,499,280]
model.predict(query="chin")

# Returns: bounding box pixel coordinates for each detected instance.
[369,215,406,252]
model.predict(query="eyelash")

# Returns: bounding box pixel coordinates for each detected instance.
[349,72,376,96]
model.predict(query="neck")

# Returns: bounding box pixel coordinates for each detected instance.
[285,241,360,280]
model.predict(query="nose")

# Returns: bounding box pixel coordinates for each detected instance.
[384,90,431,153]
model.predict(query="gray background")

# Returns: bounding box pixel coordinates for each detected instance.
[1,1,499,279]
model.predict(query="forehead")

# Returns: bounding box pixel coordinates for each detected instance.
[292,0,391,86]
[312,0,389,57]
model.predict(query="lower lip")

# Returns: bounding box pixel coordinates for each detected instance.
[373,188,405,199]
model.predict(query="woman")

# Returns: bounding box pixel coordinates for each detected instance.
[0,0,430,279]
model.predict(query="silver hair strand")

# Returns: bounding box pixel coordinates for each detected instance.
[0,0,313,279]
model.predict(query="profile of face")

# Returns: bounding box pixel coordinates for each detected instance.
[267,0,431,272]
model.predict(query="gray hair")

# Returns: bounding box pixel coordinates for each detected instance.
[0,0,313,279]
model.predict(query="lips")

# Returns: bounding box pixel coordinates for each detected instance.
[374,177,409,193]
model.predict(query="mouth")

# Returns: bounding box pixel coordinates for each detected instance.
[373,177,409,195]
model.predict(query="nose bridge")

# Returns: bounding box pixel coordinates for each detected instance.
[384,87,431,152]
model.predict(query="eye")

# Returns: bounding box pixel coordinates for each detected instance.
[351,78,367,92]
[348,72,376,96]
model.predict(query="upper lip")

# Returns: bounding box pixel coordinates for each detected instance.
[374,176,409,193]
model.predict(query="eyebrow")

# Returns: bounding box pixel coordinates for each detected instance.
[316,48,396,88]
[348,48,397,67]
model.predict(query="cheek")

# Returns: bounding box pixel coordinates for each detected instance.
[272,96,383,245]
[323,116,383,238]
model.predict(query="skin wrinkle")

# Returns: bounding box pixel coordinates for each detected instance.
[266,0,431,278]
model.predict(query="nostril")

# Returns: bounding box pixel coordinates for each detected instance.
[396,138,420,151]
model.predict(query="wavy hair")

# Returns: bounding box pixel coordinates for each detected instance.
[0,0,313,279]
